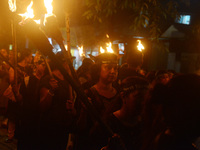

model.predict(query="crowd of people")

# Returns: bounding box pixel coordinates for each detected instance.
[0,47,200,150]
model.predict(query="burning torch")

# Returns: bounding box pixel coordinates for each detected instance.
[137,40,145,65]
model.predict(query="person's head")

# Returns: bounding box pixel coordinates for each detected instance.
[8,50,14,64]
[120,76,149,114]
[91,53,118,84]
[34,51,42,64]
[154,70,170,85]
[35,58,46,76]
[77,58,94,79]
[0,48,8,58]
[18,48,33,64]
[163,74,200,138]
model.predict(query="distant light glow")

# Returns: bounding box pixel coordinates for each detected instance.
[176,15,191,25]
[106,34,109,38]
[100,46,105,53]
[137,40,144,52]
[106,42,114,53]
[78,46,84,56]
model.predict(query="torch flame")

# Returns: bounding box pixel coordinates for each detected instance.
[100,46,105,53]
[19,1,40,24]
[137,40,144,52]
[8,0,16,12]
[106,42,114,53]
[19,1,34,20]
[44,0,54,16]
[78,46,84,57]
[44,0,55,24]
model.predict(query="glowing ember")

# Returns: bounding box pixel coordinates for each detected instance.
[100,46,105,53]
[137,40,144,52]
[106,42,114,53]
[78,46,84,56]
[8,0,16,12]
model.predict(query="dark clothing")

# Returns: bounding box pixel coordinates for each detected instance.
[75,86,122,150]
[17,75,41,150]
[87,86,122,116]
[38,75,73,150]
[155,132,197,150]
[90,113,143,150]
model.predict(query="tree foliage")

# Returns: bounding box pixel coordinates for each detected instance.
[82,0,180,40]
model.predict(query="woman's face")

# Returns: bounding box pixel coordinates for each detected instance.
[99,63,118,84]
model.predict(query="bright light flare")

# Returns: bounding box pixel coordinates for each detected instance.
[100,46,105,53]
[78,46,84,57]
[137,40,144,52]
[106,42,114,53]
[8,0,16,12]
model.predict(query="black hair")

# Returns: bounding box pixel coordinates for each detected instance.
[121,76,149,97]
[18,48,32,62]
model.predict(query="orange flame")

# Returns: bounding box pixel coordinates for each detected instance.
[19,1,34,20]
[8,0,16,12]
[137,40,144,52]
[78,46,84,57]
[100,46,105,53]
[106,42,114,53]
[19,1,40,24]
[44,0,55,24]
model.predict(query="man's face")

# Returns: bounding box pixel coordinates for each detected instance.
[37,62,46,74]
[99,63,118,84]
[0,49,8,58]
[26,54,33,64]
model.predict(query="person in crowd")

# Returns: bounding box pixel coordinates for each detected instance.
[118,50,144,84]
[16,58,47,150]
[0,48,10,128]
[38,52,75,150]
[75,53,121,150]
[0,48,9,72]
[90,76,150,150]
[88,53,121,115]
[153,70,170,85]
[5,48,33,143]
[142,74,200,150]
[76,57,94,89]
[9,48,33,84]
